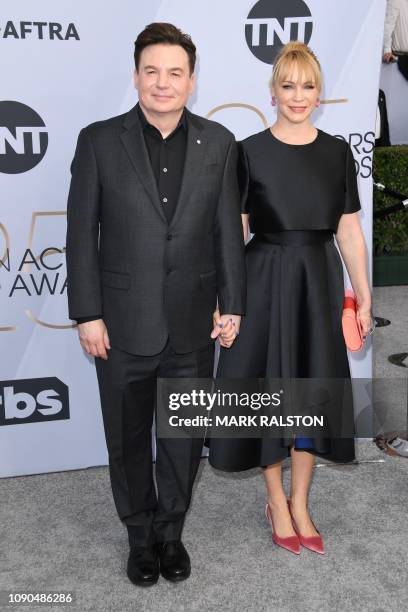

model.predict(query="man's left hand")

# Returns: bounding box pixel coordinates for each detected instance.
[211,310,241,348]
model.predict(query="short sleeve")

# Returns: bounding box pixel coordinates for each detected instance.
[344,144,361,214]
[237,142,250,213]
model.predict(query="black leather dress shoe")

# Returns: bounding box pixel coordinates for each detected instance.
[158,541,191,582]
[127,545,159,587]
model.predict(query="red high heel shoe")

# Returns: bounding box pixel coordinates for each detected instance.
[287,500,325,555]
[265,503,301,555]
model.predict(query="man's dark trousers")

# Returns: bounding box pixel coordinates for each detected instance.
[95,341,214,547]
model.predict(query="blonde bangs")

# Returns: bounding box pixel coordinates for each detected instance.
[270,42,321,92]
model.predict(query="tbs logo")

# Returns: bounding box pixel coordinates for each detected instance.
[0,378,69,426]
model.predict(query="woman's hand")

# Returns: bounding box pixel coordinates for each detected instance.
[336,213,373,339]
[211,309,241,348]
[357,306,373,338]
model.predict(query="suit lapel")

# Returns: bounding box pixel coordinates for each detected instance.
[170,113,205,229]
[120,105,167,224]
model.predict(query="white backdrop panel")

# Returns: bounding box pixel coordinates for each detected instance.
[0,0,385,476]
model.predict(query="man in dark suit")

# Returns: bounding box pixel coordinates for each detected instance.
[66,23,245,586]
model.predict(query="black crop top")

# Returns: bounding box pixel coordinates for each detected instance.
[239,128,361,234]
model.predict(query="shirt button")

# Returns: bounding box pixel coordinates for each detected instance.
[162,197,168,203]
[163,168,168,173]
[167,234,173,241]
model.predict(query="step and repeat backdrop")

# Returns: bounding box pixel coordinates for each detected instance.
[0,0,385,477]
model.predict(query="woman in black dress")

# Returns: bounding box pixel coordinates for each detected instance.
[209,42,372,554]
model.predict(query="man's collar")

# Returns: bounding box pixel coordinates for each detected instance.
[136,102,188,132]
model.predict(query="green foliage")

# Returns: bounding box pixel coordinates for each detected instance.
[373,146,408,255]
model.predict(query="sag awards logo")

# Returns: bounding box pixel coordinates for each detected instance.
[0,377,70,426]
[0,21,79,40]
[245,0,313,64]
[1,245,67,298]
[0,211,72,331]
[0,101,48,174]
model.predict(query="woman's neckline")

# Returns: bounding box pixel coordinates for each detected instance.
[268,127,321,147]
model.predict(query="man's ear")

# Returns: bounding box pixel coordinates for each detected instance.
[133,69,139,90]
[189,73,196,95]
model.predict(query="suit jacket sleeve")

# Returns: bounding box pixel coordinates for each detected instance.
[238,142,251,214]
[66,128,103,320]
[214,135,246,315]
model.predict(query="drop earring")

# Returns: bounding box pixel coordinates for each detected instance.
[316,99,321,107]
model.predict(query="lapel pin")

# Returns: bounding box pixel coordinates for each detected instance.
[196,139,201,144]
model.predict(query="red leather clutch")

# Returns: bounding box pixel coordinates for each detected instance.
[342,290,363,352]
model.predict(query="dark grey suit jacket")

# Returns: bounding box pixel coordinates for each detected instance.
[66,104,246,355]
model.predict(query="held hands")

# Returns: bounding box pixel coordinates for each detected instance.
[211,309,241,348]
[78,319,110,360]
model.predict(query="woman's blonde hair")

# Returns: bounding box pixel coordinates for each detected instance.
[270,41,321,93]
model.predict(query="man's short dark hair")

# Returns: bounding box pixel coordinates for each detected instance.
[134,22,196,74]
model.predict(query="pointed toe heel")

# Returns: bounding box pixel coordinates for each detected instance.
[265,503,301,555]
[287,500,325,555]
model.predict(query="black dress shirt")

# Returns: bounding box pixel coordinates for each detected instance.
[137,103,187,223]
[76,104,188,324]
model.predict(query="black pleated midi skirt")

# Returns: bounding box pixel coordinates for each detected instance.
[209,231,355,471]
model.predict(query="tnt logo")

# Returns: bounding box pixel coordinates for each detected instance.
[0,101,48,174]
[245,0,313,65]
[0,377,69,425]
